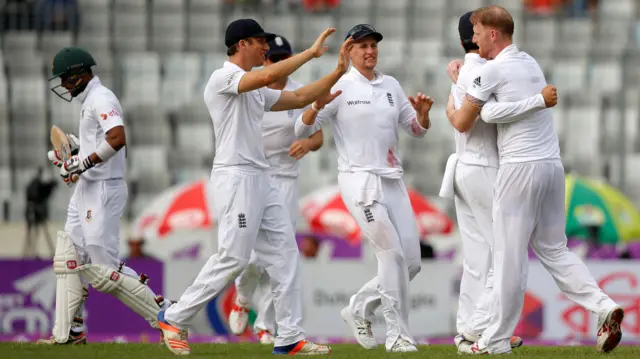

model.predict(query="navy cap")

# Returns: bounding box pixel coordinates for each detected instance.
[225,18,276,48]
[458,11,475,42]
[344,24,383,42]
[267,35,293,57]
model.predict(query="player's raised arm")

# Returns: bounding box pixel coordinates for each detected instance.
[237,28,336,94]
[449,62,502,132]
[270,37,353,111]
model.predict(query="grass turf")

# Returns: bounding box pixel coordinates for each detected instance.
[2,343,640,359]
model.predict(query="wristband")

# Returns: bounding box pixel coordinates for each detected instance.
[96,141,118,162]
[311,102,323,112]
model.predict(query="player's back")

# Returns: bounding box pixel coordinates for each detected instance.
[455,53,498,168]
[204,62,278,171]
[487,47,560,164]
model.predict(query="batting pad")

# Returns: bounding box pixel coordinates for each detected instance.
[52,231,85,343]
[77,264,161,329]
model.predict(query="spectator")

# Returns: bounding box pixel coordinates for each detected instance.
[2,0,37,31]
[127,237,153,259]
[35,0,80,32]
[24,167,57,257]
[302,0,339,13]
[299,235,320,258]
[562,0,598,17]
[523,0,563,15]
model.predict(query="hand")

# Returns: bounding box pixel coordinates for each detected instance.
[309,28,336,58]
[314,90,342,109]
[447,59,463,84]
[59,155,84,187]
[288,139,311,160]
[336,36,354,74]
[48,150,63,168]
[541,84,558,108]
[409,93,434,116]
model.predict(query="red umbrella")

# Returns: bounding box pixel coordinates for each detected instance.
[133,180,213,240]
[299,185,453,245]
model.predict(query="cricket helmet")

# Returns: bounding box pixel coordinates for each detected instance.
[50,47,97,102]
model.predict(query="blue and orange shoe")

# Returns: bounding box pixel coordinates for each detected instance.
[158,309,190,355]
[273,340,331,355]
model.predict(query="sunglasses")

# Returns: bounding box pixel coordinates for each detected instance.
[346,24,377,40]
[266,54,291,63]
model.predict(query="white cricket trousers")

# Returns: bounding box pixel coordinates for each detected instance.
[480,161,617,353]
[453,163,497,336]
[64,179,156,328]
[164,168,305,347]
[338,173,421,350]
[234,175,298,334]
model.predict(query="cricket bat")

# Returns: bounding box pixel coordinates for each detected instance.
[50,125,72,162]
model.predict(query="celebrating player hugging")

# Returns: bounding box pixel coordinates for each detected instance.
[38,47,171,345]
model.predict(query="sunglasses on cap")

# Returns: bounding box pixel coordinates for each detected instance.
[345,24,382,41]
[266,54,291,63]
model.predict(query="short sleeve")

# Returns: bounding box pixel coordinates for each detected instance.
[465,63,502,103]
[94,97,124,133]
[215,68,245,95]
[261,87,282,111]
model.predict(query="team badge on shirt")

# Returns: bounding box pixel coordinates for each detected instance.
[288,110,294,118]
[86,209,92,222]
[386,92,394,107]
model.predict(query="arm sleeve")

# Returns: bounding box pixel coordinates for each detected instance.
[465,63,502,103]
[294,98,338,138]
[215,69,245,95]
[397,82,428,138]
[94,99,124,133]
[261,87,283,111]
[481,94,547,124]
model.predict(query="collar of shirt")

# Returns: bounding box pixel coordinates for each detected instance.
[347,66,385,85]
[224,61,246,73]
[493,44,519,61]
[77,76,101,104]
[464,53,483,63]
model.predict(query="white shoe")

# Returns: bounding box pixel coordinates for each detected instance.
[387,338,418,353]
[596,306,624,353]
[340,306,377,349]
[462,332,481,343]
[458,342,490,355]
[257,330,275,345]
[228,303,250,335]
[455,334,473,353]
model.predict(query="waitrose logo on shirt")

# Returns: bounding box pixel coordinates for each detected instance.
[346,100,371,106]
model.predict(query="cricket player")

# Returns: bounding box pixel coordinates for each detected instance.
[443,11,564,352]
[157,19,352,356]
[38,47,171,345]
[295,24,430,353]
[228,34,325,345]
[448,6,624,355]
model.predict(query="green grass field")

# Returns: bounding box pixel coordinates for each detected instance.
[3,343,640,359]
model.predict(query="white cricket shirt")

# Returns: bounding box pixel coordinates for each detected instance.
[75,76,126,181]
[452,53,499,168]
[262,78,317,177]
[467,45,560,165]
[294,67,427,179]
[204,61,282,171]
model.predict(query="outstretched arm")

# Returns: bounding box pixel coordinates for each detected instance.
[271,37,353,111]
[236,28,336,94]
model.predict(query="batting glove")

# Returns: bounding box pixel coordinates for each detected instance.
[47,150,64,168]
[59,155,94,187]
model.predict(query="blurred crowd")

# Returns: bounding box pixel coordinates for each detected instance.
[524,0,598,16]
